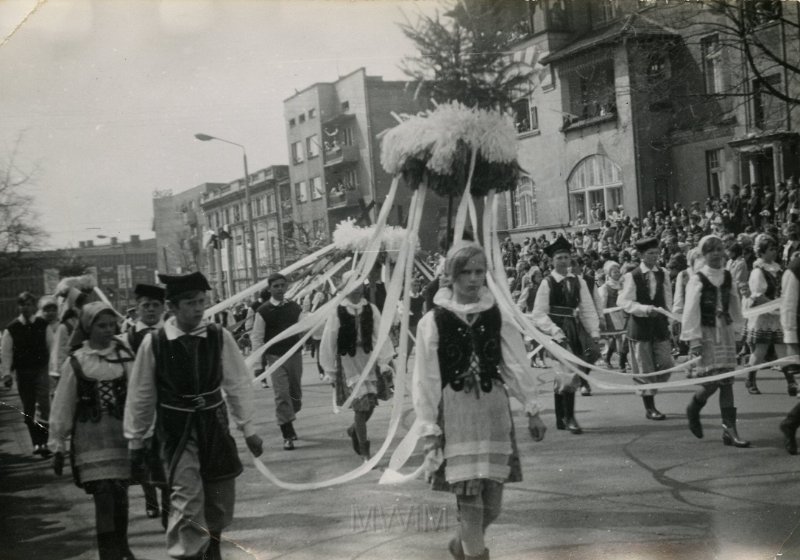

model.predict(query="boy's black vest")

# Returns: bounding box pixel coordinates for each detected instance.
[126,325,157,354]
[433,306,503,393]
[696,271,733,326]
[545,274,581,332]
[6,316,49,371]
[337,303,373,356]
[152,323,242,482]
[256,300,302,356]
[627,268,670,342]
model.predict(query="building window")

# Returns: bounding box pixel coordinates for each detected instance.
[289,118,296,127]
[308,108,316,119]
[341,127,354,146]
[592,0,617,26]
[313,218,326,242]
[233,204,241,222]
[567,154,623,225]
[701,34,724,94]
[563,59,616,126]
[310,176,323,200]
[299,113,306,123]
[291,141,304,164]
[646,51,669,83]
[341,101,350,111]
[295,181,308,203]
[343,169,358,190]
[266,191,276,214]
[512,98,538,134]
[306,134,320,158]
[706,149,724,198]
[752,73,781,129]
[512,177,537,227]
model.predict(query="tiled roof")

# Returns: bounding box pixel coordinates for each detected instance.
[541,13,677,65]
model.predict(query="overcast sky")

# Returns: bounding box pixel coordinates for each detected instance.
[0,0,440,248]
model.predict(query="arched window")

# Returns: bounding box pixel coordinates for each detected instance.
[513,177,537,227]
[567,154,623,225]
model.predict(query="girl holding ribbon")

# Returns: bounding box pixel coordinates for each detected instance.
[745,235,792,395]
[681,235,749,448]
[319,271,395,463]
[413,242,546,560]
[595,261,628,370]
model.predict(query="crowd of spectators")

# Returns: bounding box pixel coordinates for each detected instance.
[500,179,800,316]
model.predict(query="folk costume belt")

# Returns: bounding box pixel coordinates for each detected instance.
[549,305,579,318]
[160,387,223,412]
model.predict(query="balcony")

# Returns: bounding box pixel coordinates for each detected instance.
[327,189,361,209]
[561,103,617,133]
[323,144,359,168]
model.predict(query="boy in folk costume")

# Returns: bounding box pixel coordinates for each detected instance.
[531,237,600,434]
[681,236,750,447]
[251,273,304,450]
[778,254,800,454]
[124,272,263,560]
[319,271,395,462]
[617,237,673,421]
[124,283,169,527]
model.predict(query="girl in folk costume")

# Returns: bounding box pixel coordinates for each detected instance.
[413,242,546,560]
[778,255,800,455]
[49,302,138,560]
[682,236,749,448]
[744,235,796,395]
[319,271,395,463]
[595,261,628,371]
[531,236,600,434]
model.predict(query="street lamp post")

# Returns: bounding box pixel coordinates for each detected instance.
[194,133,259,287]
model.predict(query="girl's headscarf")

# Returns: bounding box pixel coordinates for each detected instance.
[74,302,116,347]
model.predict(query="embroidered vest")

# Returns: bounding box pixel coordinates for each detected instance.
[755,265,780,300]
[337,303,373,356]
[697,271,733,327]
[70,341,133,423]
[433,306,503,393]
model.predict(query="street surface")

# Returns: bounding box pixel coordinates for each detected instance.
[2,352,800,560]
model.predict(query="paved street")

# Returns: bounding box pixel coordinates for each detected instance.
[3,352,800,560]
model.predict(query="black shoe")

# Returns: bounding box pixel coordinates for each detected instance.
[448,536,465,560]
[146,507,159,519]
[580,385,592,396]
[686,397,704,439]
[283,438,295,450]
[789,383,799,397]
[746,383,761,395]
[780,418,798,455]
[346,426,359,455]
[645,408,666,421]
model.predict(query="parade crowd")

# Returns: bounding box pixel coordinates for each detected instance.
[3,181,800,560]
